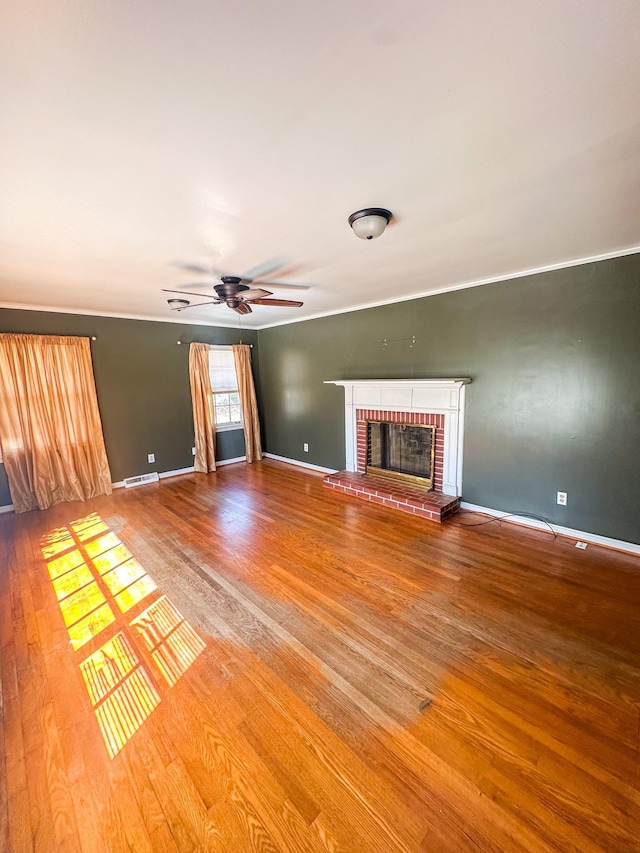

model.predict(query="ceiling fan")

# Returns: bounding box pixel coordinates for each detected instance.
[162,261,309,315]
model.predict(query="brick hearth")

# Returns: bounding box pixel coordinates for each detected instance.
[323,471,460,523]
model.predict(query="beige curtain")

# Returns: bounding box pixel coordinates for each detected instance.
[189,343,216,472]
[0,334,112,513]
[233,344,262,463]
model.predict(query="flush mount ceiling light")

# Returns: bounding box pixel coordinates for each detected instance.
[348,207,392,240]
[167,298,190,310]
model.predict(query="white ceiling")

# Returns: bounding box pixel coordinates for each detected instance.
[1,0,639,329]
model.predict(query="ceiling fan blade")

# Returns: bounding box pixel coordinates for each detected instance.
[251,298,304,308]
[175,281,223,289]
[170,261,227,277]
[162,288,223,300]
[231,302,252,315]
[248,279,311,291]
[240,258,287,281]
[238,288,272,302]
[169,300,219,311]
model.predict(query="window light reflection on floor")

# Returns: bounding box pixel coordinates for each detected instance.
[70,513,103,535]
[59,580,107,625]
[100,558,145,592]
[46,548,85,579]
[43,535,117,651]
[84,531,121,560]
[41,527,76,559]
[74,519,109,542]
[68,604,117,650]
[41,512,206,759]
[100,557,159,612]
[92,543,132,575]
[131,596,207,687]
[116,574,158,613]
[51,562,92,599]
[79,633,160,758]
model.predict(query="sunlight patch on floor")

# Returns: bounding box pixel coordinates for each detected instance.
[41,527,75,559]
[40,512,205,759]
[79,632,160,759]
[46,548,85,579]
[92,543,133,574]
[84,531,121,559]
[131,596,207,687]
[51,563,94,600]
[67,603,117,651]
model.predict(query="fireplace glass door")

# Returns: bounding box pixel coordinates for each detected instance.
[367,422,435,488]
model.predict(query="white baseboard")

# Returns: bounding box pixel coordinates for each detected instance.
[112,466,194,489]
[216,456,247,467]
[263,452,338,475]
[460,501,640,556]
[112,458,247,489]
[0,503,14,514]
[159,466,195,479]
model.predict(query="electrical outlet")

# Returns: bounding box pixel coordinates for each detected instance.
[192,446,196,456]
[575,541,588,550]
[557,491,567,506]
[303,443,309,453]
[148,453,155,464]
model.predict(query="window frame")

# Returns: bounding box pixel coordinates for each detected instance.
[208,346,243,433]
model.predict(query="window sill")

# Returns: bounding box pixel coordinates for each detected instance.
[215,423,244,433]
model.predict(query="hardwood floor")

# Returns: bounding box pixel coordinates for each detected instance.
[1,459,639,852]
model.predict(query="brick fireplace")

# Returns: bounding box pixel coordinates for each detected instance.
[323,378,470,523]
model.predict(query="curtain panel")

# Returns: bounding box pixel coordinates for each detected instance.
[188,343,216,472]
[0,334,112,513]
[233,344,262,463]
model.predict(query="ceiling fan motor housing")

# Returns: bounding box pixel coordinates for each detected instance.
[215,277,249,299]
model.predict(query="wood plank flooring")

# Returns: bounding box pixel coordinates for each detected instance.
[0,458,639,852]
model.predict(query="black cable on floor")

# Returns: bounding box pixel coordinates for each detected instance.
[451,510,557,538]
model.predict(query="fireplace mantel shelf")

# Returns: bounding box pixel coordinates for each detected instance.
[326,378,470,497]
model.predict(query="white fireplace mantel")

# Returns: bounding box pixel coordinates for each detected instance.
[324,378,471,496]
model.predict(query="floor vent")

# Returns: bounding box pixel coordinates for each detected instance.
[123,472,160,489]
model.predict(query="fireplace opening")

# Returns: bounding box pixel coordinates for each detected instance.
[366,421,435,489]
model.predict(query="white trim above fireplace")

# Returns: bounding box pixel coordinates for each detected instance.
[325,378,471,496]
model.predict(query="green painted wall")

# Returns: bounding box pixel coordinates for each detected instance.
[258,254,640,545]
[0,465,9,508]
[0,310,258,506]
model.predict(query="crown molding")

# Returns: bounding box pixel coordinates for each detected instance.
[0,301,243,329]
[255,243,640,330]
[1,243,639,331]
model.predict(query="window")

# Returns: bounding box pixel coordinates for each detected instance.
[208,347,242,431]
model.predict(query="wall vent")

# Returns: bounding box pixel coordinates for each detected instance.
[123,472,159,489]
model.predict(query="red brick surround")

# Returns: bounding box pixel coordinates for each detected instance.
[356,409,445,491]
